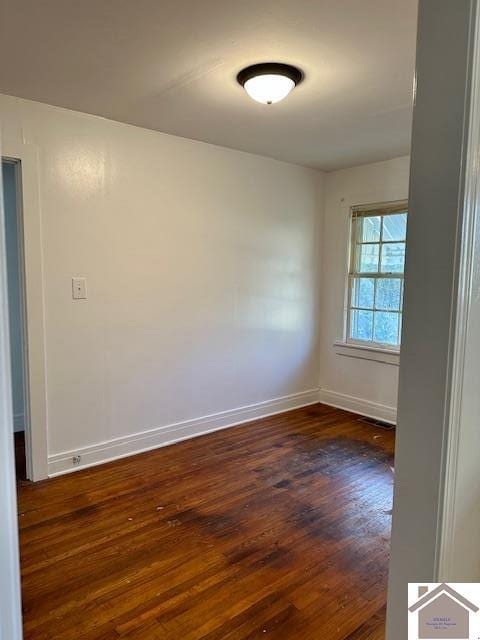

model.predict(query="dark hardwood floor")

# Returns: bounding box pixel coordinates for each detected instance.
[17,403,395,640]
[15,430,27,481]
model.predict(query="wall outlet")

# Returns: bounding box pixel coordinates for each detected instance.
[72,455,81,465]
[72,277,87,300]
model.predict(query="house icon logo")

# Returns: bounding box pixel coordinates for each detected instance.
[408,583,479,639]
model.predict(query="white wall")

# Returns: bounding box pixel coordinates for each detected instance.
[319,156,410,421]
[2,161,25,432]
[0,94,323,476]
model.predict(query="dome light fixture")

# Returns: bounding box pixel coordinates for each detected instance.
[237,63,303,105]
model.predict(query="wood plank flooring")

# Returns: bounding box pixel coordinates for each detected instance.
[17,403,395,640]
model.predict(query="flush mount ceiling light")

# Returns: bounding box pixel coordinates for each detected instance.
[237,63,303,105]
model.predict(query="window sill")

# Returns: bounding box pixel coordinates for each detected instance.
[333,341,400,366]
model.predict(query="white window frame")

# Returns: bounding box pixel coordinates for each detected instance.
[345,200,408,352]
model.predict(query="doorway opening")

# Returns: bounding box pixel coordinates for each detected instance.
[2,158,30,482]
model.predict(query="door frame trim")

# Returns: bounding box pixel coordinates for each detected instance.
[436,0,480,579]
[3,142,48,481]
[0,152,23,638]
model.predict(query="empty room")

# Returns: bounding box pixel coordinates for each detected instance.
[6,0,472,638]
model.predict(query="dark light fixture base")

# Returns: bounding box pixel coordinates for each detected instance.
[237,63,303,88]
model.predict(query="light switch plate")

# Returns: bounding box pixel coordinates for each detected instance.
[72,277,87,300]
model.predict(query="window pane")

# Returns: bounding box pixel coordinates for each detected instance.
[350,309,373,341]
[357,244,380,273]
[380,242,405,273]
[359,216,381,242]
[382,212,407,241]
[373,311,400,345]
[351,277,374,309]
[375,278,402,311]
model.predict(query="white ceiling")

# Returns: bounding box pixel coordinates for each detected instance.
[0,0,418,170]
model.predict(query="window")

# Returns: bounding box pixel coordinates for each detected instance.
[347,202,407,349]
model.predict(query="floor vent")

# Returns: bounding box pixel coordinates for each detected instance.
[358,416,396,430]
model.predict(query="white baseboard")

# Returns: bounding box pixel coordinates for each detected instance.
[318,388,397,424]
[48,388,320,477]
[13,414,24,432]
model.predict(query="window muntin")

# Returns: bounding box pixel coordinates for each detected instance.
[347,203,407,349]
